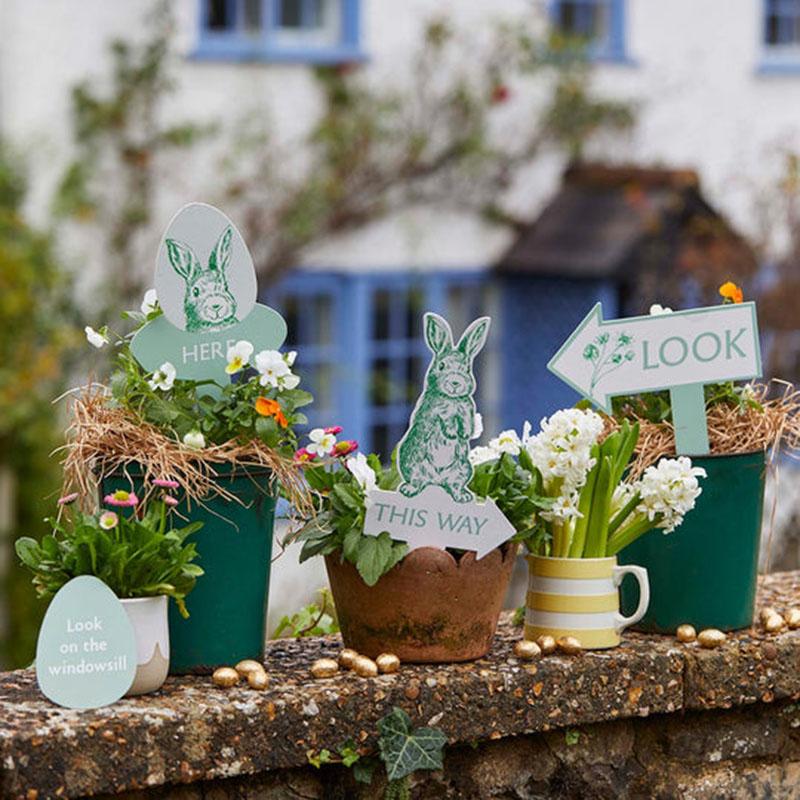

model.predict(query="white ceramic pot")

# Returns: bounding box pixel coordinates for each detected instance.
[121,596,170,695]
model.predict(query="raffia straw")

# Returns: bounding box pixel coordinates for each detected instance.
[604,380,800,480]
[60,385,313,518]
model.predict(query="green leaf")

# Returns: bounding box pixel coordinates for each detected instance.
[355,531,394,587]
[377,707,447,781]
[15,538,40,569]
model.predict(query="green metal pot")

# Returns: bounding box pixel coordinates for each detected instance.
[619,450,766,633]
[101,467,276,673]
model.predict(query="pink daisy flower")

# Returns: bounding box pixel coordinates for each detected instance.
[333,439,358,457]
[163,495,179,507]
[324,425,343,435]
[153,478,179,489]
[294,447,318,465]
[57,492,79,506]
[103,489,139,507]
[99,511,118,530]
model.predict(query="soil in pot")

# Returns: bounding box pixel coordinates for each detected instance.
[325,542,518,662]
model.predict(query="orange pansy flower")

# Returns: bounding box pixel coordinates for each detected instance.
[718,281,743,304]
[255,397,288,427]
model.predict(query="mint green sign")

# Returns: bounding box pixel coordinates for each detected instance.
[397,313,490,503]
[548,302,762,455]
[130,203,287,387]
[36,576,137,709]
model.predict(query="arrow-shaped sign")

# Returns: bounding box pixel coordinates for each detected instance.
[548,302,762,455]
[363,487,516,559]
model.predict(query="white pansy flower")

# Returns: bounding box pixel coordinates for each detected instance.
[472,412,483,440]
[225,340,254,375]
[141,288,158,315]
[85,326,107,349]
[346,453,378,494]
[649,303,673,315]
[306,427,337,456]
[148,361,176,392]
[182,430,206,450]
[255,349,299,389]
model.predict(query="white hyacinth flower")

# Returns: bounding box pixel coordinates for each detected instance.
[225,340,254,375]
[85,326,107,349]
[469,445,500,466]
[649,303,673,315]
[635,456,706,533]
[182,430,206,450]
[148,361,176,392]
[141,288,158,315]
[490,429,522,456]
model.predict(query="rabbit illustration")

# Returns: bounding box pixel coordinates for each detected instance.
[398,312,490,503]
[166,226,238,333]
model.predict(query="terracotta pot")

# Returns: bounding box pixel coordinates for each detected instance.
[325,543,519,663]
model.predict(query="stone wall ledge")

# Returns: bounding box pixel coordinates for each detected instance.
[1,572,799,800]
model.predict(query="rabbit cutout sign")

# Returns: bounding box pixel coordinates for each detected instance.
[363,313,516,558]
[131,204,286,388]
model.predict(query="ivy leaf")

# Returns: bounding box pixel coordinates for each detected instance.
[377,707,447,781]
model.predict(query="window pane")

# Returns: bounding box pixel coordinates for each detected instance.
[372,290,391,340]
[404,287,424,339]
[405,356,426,403]
[282,296,300,347]
[307,293,333,345]
[557,0,608,41]
[370,359,392,406]
[280,0,303,28]
[243,0,262,31]
[370,425,392,463]
[207,0,231,30]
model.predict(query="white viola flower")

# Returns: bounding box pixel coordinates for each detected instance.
[306,427,337,457]
[285,350,297,367]
[140,288,158,315]
[490,429,522,456]
[148,361,176,392]
[635,456,706,533]
[255,349,297,389]
[346,453,378,494]
[85,325,107,349]
[469,445,500,466]
[182,430,206,450]
[649,303,673,315]
[225,340,254,375]
[472,412,484,440]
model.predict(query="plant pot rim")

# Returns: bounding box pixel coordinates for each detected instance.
[527,554,617,563]
[120,595,168,605]
[656,448,765,460]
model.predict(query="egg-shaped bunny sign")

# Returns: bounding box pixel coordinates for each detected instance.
[362,312,516,558]
[131,203,286,387]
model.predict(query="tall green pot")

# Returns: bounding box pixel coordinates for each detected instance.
[101,467,276,673]
[619,450,766,633]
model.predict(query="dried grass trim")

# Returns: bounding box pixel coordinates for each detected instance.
[61,386,312,516]
[605,380,800,480]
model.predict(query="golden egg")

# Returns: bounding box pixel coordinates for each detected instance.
[212,667,240,688]
[376,653,400,674]
[338,649,359,669]
[235,659,264,677]
[353,656,379,678]
[764,613,785,633]
[676,624,697,643]
[536,635,557,655]
[310,658,339,679]
[697,629,726,649]
[247,670,269,690]
[513,640,541,660]
[556,636,582,655]
[760,606,778,623]
[786,608,800,629]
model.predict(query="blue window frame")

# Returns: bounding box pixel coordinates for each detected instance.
[264,272,499,461]
[549,0,629,63]
[194,0,363,63]
[760,0,800,73]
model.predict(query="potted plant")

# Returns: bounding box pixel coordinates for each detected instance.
[290,429,547,662]
[15,490,202,694]
[64,294,313,672]
[613,284,800,632]
[470,409,705,649]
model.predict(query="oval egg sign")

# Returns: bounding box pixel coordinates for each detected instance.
[36,576,137,709]
[155,203,257,333]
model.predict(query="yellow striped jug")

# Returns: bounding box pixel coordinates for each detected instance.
[525,555,650,649]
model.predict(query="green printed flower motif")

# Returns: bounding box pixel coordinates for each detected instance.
[582,329,635,393]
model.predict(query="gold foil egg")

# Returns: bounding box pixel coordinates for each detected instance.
[376,653,401,674]
[310,658,339,679]
[536,635,557,655]
[513,640,541,660]
[556,636,582,655]
[786,608,800,629]
[353,656,379,678]
[235,659,264,677]
[212,667,240,687]
[247,670,269,690]
[764,613,785,633]
[676,624,697,643]
[697,629,726,649]
[338,649,359,669]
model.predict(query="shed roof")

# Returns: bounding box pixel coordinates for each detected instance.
[496,164,724,279]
